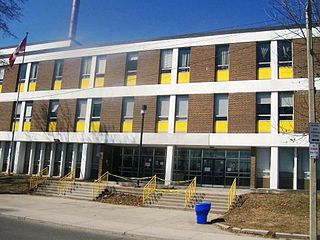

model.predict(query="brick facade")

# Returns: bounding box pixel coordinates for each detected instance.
[190,46,215,82]
[36,61,55,91]
[250,147,257,189]
[293,39,307,78]
[56,99,77,131]
[2,65,19,93]
[136,50,160,85]
[31,100,49,131]
[228,93,256,133]
[133,96,157,133]
[61,58,81,89]
[188,94,213,133]
[229,42,256,81]
[105,53,126,87]
[0,102,14,131]
[100,98,122,132]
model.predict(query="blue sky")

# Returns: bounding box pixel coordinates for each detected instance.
[0,0,276,48]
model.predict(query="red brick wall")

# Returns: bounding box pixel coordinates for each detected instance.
[2,65,19,93]
[61,58,81,89]
[31,100,49,131]
[188,94,213,133]
[190,46,215,82]
[136,50,160,85]
[230,42,257,80]
[228,93,256,133]
[133,96,156,132]
[56,99,76,131]
[105,53,126,87]
[0,102,14,131]
[100,97,122,132]
[36,61,55,91]
[293,39,307,78]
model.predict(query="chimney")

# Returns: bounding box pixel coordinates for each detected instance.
[68,0,80,40]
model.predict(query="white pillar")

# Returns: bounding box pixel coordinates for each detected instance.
[80,143,92,180]
[48,143,56,176]
[270,40,278,80]
[270,147,279,189]
[293,147,298,190]
[168,96,176,133]
[23,63,31,93]
[59,143,67,177]
[0,142,5,172]
[38,142,46,173]
[89,56,97,88]
[71,143,78,173]
[84,99,92,133]
[28,142,36,175]
[165,146,174,185]
[271,92,279,134]
[171,48,179,84]
[13,142,26,174]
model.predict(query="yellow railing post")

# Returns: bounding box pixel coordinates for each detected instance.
[29,167,49,191]
[184,176,197,207]
[92,171,109,200]
[57,170,75,195]
[142,175,157,204]
[228,178,237,210]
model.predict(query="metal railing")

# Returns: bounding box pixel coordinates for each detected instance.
[92,171,109,200]
[29,167,49,190]
[142,175,157,204]
[57,170,75,195]
[228,178,237,210]
[184,177,197,207]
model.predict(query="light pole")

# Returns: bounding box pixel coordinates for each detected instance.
[137,105,147,187]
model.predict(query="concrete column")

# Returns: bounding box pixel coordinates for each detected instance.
[84,99,92,133]
[18,102,26,132]
[271,92,279,134]
[171,49,179,84]
[38,142,46,173]
[165,146,174,186]
[80,143,92,180]
[59,143,67,177]
[13,142,26,174]
[168,96,176,133]
[0,142,5,172]
[28,142,36,175]
[293,147,298,190]
[89,56,97,88]
[270,40,278,80]
[71,143,78,173]
[23,63,31,93]
[48,143,56,177]
[270,146,279,189]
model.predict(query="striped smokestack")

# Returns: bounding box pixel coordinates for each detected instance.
[68,0,80,40]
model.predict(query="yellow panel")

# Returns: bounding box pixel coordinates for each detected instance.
[53,80,62,90]
[156,121,168,132]
[279,120,294,133]
[94,77,104,88]
[279,67,293,79]
[216,69,229,82]
[177,72,190,84]
[215,121,228,133]
[126,75,136,86]
[28,82,36,92]
[175,121,188,133]
[90,121,100,132]
[48,122,57,132]
[257,120,271,133]
[122,121,133,132]
[81,78,90,89]
[159,73,171,84]
[23,121,31,131]
[12,122,19,131]
[18,83,24,92]
[258,67,271,80]
[76,121,85,132]
[0,84,2,93]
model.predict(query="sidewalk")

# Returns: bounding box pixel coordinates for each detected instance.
[0,194,268,240]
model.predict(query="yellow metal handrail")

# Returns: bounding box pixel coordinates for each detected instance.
[142,175,157,204]
[228,178,237,210]
[92,171,109,200]
[29,167,49,190]
[184,177,197,207]
[57,170,75,195]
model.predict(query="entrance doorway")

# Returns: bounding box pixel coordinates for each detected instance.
[202,158,225,186]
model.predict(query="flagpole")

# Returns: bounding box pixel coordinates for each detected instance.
[7,32,28,174]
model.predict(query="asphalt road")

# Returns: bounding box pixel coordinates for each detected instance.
[0,215,152,240]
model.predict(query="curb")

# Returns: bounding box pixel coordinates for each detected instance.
[214,222,309,239]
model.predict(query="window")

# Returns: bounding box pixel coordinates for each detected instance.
[126,52,138,74]
[256,93,271,120]
[257,42,270,68]
[91,98,102,121]
[160,49,173,73]
[278,41,292,67]
[29,63,38,82]
[122,97,134,121]
[24,101,33,122]
[76,99,87,121]
[279,92,293,120]
[216,45,229,70]
[95,56,106,76]
[48,100,59,122]
[81,57,92,78]
[13,102,22,122]
[53,60,64,81]
[175,96,188,121]
[18,64,27,83]
[214,94,228,120]
[0,66,5,84]
[157,96,170,121]
[178,48,190,72]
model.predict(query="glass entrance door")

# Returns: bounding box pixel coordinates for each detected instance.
[202,158,214,185]
[213,159,225,185]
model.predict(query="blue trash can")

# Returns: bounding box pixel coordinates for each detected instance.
[195,202,211,224]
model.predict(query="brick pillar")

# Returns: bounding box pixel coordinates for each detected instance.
[136,50,160,85]
[61,58,81,89]
[293,39,307,78]
[188,94,213,133]
[0,102,14,131]
[36,61,55,90]
[2,65,19,92]
[133,96,156,132]
[229,42,256,81]
[190,46,215,82]
[30,100,49,132]
[250,147,257,189]
[57,99,77,132]
[294,91,309,133]
[106,53,126,86]
[100,98,122,132]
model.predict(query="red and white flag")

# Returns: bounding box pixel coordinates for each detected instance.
[9,35,27,67]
